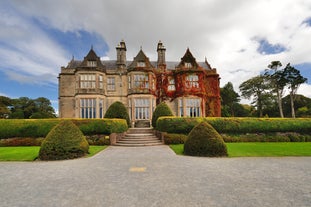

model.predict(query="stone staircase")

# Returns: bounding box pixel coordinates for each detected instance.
[115,128,163,147]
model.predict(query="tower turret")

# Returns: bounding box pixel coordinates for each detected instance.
[157,40,166,67]
[116,40,127,66]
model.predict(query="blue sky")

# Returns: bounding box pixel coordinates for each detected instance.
[1,0,311,113]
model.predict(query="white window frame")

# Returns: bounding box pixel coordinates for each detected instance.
[186,98,201,117]
[134,74,149,89]
[186,74,199,88]
[80,98,97,118]
[137,62,146,67]
[107,77,116,91]
[168,77,176,91]
[80,74,96,89]
[87,61,97,67]
[134,99,150,120]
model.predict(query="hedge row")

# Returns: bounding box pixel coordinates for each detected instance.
[163,132,311,144]
[0,119,128,139]
[157,117,311,134]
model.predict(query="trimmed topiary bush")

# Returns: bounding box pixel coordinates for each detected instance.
[39,120,89,160]
[184,121,228,157]
[104,101,131,127]
[164,133,188,144]
[152,102,173,128]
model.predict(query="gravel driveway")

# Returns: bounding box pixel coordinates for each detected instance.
[0,145,310,207]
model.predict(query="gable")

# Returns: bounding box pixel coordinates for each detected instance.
[177,48,199,69]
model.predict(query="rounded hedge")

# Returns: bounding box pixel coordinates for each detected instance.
[39,120,89,160]
[152,102,173,128]
[184,121,228,157]
[104,101,131,127]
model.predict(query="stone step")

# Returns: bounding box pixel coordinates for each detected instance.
[117,140,162,145]
[115,142,163,147]
[114,128,162,147]
[124,133,154,137]
[119,137,160,142]
[127,128,153,134]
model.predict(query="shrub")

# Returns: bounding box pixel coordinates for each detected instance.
[86,135,110,145]
[0,137,43,146]
[0,119,128,139]
[104,101,131,127]
[184,121,228,157]
[164,133,188,144]
[152,102,173,128]
[157,117,311,135]
[39,120,89,160]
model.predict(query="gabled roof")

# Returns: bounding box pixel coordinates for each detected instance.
[177,48,199,69]
[80,47,105,68]
[128,49,155,71]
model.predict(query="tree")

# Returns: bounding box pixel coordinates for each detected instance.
[10,97,36,119]
[283,63,307,118]
[152,102,173,128]
[220,82,240,117]
[39,120,89,160]
[31,97,56,118]
[104,101,131,127]
[265,61,286,118]
[184,121,227,157]
[9,97,56,119]
[283,94,311,117]
[239,75,270,117]
[0,96,12,118]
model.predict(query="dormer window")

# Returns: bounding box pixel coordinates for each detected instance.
[87,61,97,67]
[168,77,176,91]
[186,74,199,88]
[185,62,192,68]
[137,62,146,67]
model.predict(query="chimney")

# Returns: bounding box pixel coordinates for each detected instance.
[116,40,127,66]
[157,40,166,67]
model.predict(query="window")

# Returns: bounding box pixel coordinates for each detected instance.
[185,62,192,68]
[87,61,97,67]
[128,76,131,89]
[99,75,103,89]
[179,99,183,117]
[80,74,96,89]
[80,98,97,118]
[107,77,115,91]
[134,74,149,89]
[128,99,132,120]
[186,98,201,117]
[186,74,199,88]
[134,99,150,120]
[168,77,176,91]
[137,62,146,67]
[99,99,104,118]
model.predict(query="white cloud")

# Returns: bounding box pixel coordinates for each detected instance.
[297,83,311,98]
[2,0,311,100]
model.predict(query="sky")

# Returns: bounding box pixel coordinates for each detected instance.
[0,0,311,113]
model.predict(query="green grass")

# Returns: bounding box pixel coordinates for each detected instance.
[0,146,40,161]
[87,145,107,157]
[170,143,311,157]
[0,146,107,161]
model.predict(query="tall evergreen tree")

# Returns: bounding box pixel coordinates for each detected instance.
[265,61,286,118]
[239,75,270,117]
[220,82,240,117]
[283,63,307,118]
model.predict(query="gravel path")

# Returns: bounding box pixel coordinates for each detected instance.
[0,145,310,207]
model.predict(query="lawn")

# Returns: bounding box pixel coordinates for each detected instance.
[170,143,311,157]
[0,146,107,161]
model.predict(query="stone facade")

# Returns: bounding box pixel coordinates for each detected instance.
[58,40,221,126]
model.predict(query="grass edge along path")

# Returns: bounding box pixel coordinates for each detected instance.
[170,143,311,157]
[0,146,107,161]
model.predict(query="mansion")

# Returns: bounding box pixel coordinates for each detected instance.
[58,40,221,126]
